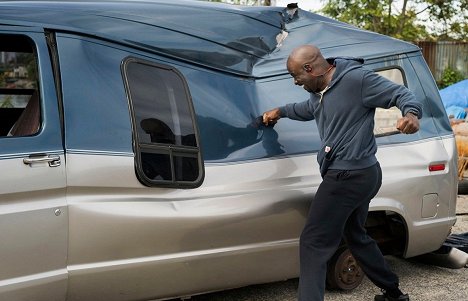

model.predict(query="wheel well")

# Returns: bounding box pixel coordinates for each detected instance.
[365,211,408,256]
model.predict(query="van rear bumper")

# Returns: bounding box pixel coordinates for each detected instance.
[405,216,457,258]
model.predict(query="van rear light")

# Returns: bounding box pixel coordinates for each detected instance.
[429,164,445,172]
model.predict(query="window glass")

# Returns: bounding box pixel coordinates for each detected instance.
[141,152,172,181]
[123,58,203,188]
[174,155,199,182]
[0,35,40,137]
[374,68,404,136]
[126,62,196,147]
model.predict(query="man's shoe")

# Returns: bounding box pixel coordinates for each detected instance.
[374,291,410,301]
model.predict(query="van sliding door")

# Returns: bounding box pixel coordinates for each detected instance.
[0,29,67,300]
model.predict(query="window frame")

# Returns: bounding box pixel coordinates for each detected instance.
[373,65,408,87]
[121,57,204,188]
[0,34,42,138]
[372,65,408,138]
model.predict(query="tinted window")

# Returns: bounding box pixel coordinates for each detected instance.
[123,58,203,188]
[0,35,40,137]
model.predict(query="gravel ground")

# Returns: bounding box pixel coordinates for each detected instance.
[171,196,468,301]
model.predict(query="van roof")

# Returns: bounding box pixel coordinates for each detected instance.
[0,0,420,78]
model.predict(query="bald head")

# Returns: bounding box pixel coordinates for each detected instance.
[287,45,327,72]
[286,45,334,93]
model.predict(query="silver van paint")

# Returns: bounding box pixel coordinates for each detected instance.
[0,1,458,300]
[54,137,455,300]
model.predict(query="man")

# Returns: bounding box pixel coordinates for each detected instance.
[262,45,421,301]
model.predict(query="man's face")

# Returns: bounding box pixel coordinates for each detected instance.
[287,59,320,93]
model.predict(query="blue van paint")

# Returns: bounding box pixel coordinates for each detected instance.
[53,39,450,162]
[0,0,420,78]
[56,35,449,162]
[56,34,134,155]
[0,0,451,161]
[0,2,459,301]
[0,31,63,158]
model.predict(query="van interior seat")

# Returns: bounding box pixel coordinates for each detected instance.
[8,91,40,136]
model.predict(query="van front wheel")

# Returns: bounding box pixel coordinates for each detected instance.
[326,246,364,291]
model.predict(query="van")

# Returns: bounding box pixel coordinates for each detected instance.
[0,1,458,300]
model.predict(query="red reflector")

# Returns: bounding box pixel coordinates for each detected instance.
[429,164,445,172]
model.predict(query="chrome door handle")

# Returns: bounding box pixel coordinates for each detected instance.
[23,155,61,167]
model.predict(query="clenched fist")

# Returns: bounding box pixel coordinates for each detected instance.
[262,108,282,126]
[396,112,419,134]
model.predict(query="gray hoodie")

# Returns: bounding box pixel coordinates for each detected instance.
[279,57,422,177]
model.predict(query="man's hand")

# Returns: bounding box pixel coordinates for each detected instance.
[396,112,419,134]
[262,108,281,126]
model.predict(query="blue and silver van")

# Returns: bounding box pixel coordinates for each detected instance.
[0,1,458,300]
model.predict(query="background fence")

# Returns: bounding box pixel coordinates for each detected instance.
[417,41,468,83]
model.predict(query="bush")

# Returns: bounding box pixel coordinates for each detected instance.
[438,67,465,89]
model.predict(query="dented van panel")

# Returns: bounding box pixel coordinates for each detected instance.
[0,1,457,300]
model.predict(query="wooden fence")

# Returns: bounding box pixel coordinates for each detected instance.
[417,41,468,83]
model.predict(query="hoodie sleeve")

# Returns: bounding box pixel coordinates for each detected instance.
[361,69,422,118]
[278,98,315,121]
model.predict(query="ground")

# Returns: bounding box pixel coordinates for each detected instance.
[173,195,468,301]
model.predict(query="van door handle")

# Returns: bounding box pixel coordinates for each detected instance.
[23,155,61,167]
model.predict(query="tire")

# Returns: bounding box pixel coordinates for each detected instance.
[326,246,364,291]
[458,179,468,194]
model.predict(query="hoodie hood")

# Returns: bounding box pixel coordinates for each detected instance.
[326,57,364,89]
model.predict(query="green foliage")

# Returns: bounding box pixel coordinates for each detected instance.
[0,96,13,108]
[423,0,467,40]
[438,67,465,89]
[320,0,428,41]
[320,0,467,41]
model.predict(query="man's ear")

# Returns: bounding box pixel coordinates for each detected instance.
[303,64,312,72]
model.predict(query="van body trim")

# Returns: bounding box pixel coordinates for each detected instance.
[0,151,64,160]
[204,135,456,166]
[67,238,298,273]
[0,269,67,291]
[66,149,133,157]
[63,135,455,165]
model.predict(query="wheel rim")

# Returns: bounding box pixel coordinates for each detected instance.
[327,249,364,290]
[333,249,364,290]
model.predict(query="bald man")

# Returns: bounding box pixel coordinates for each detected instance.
[262,45,421,301]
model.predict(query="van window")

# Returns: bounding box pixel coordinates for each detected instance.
[374,67,405,136]
[122,58,203,188]
[0,35,40,137]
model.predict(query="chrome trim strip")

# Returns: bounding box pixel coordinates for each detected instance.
[68,239,298,273]
[66,149,134,157]
[0,269,67,290]
[205,135,455,166]
[438,133,455,139]
[44,134,456,164]
[0,151,64,160]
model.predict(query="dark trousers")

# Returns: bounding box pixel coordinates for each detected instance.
[298,163,399,301]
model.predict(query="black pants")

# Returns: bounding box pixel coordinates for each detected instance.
[298,163,399,301]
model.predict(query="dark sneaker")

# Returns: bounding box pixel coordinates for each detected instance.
[374,292,410,301]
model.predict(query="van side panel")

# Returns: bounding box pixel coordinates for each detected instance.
[57,35,312,301]
[57,32,457,300]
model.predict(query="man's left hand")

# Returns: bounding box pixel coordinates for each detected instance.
[396,112,419,134]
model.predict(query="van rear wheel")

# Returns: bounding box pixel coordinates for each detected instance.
[326,246,364,290]
[458,179,468,194]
